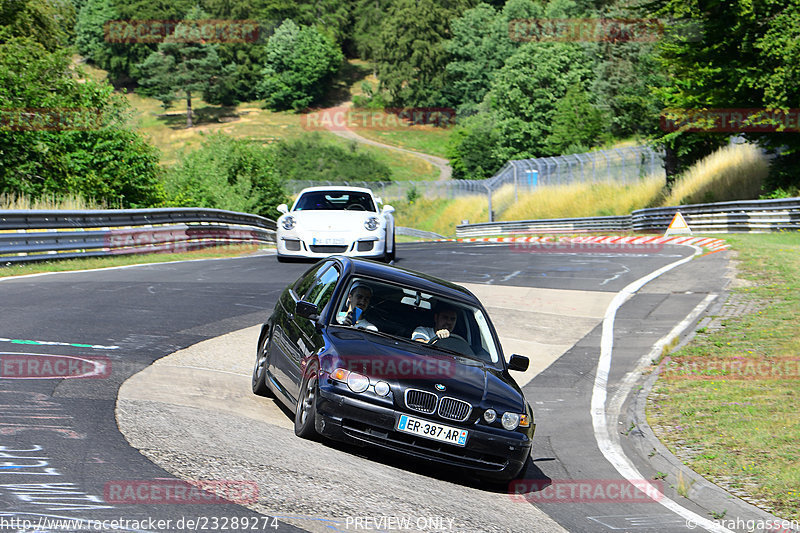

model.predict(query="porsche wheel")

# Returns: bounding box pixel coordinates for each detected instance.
[294,371,319,439]
[384,230,396,262]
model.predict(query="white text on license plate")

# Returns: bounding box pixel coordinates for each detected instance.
[397,414,468,447]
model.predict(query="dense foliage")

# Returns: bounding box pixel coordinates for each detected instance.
[163,134,287,217]
[644,0,800,187]
[256,20,343,111]
[0,35,164,207]
[273,133,392,183]
[4,0,799,211]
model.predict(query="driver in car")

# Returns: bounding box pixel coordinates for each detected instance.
[336,281,378,331]
[412,302,457,342]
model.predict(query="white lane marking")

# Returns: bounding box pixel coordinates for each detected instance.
[600,263,631,286]
[591,246,734,533]
[502,270,522,282]
[0,337,119,350]
[0,254,267,283]
[588,514,688,530]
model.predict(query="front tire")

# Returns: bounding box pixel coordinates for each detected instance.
[252,332,273,397]
[294,371,319,439]
[384,230,396,262]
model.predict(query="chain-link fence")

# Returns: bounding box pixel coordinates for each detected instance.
[285,145,665,220]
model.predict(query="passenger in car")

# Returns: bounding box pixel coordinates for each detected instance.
[336,281,378,331]
[412,302,457,342]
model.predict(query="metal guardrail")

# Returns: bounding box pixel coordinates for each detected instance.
[456,198,800,237]
[396,226,447,240]
[0,208,277,264]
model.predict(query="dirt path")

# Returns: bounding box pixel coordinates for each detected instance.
[317,104,453,181]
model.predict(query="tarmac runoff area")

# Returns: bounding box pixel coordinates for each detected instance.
[116,283,614,532]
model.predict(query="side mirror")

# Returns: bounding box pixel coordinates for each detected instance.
[295,300,319,320]
[507,354,529,372]
[382,204,395,215]
[277,204,289,214]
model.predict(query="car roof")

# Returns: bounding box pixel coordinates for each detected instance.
[296,186,376,196]
[333,257,480,305]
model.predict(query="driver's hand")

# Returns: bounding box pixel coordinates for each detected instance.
[435,329,450,339]
[342,311,355,326]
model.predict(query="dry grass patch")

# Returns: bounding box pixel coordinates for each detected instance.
[501,176,664,221]
[0,192,113,210]
[663,143,769,206]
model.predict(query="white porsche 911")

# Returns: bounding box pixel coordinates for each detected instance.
[275,186,396,262]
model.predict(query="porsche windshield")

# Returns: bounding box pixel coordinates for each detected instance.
[332,277,501,365]
[294,191,377,212]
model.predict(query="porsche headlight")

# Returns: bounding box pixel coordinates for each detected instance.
[364,217,379,231]
[501,412,520,430]
[282,216,296,230]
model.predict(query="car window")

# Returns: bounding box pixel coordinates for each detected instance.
[292,261,333,299]
[293,191,376,212]
[304,265,340,311]
[332,277,501,364]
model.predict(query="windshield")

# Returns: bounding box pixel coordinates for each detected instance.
[331,277,501,365]
[293,191,377,212]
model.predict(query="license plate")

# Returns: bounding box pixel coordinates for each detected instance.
[312,237,346,245]
[396,414,468,447]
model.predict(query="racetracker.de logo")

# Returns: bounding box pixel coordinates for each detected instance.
[0,354,111,379]
[661,356,800,380]
[103,480,259,505]
[510,238,664,254]
[509,479,664,503]
[660,108,800,132]
[0,108,103,131]
[508,18,666,43]
[104,19,261,44]
[339,353,457,380]
[302,107,457,131]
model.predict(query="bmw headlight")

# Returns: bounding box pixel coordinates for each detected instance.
[373,381,391,397]
[364,217,379,231]
[346,372,370,393]
[501,412,520,430]
[282,216,296,230]
[483,409,497,424]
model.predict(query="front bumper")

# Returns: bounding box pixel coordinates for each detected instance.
[277,234,386,259]
[315,385,533,481]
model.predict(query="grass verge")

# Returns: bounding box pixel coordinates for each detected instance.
[647,232,800,521]
[0,245,269,278]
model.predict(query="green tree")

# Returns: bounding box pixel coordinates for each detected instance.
[373,0,473,107]
[643,0,800,187]
[163,133,287,217]
[0,0,75,50]
[444,0,541,113]
[352,0,391,61]
[256,20,343,111]
[0,36,164,207]
[545,83,608,154]
[446,112,504,179]
[488,42,596,160]
[136,11,228,127]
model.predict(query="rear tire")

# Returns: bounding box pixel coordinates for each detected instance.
[251,332,273,397]
[294,371,319,439]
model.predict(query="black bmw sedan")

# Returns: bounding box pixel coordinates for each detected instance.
[252,256,534,482]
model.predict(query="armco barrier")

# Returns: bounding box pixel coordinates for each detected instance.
[456,197,800,237]
[0,208,276,263]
